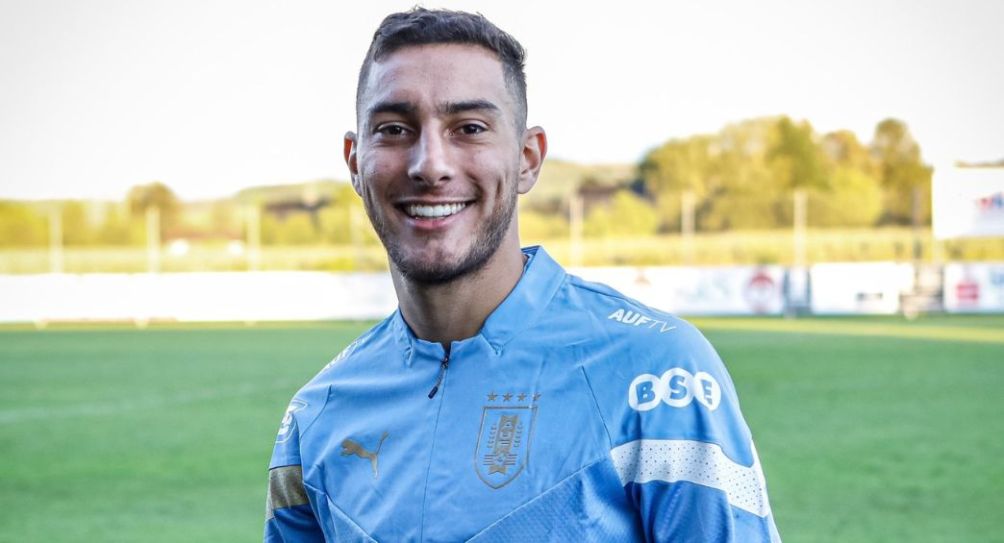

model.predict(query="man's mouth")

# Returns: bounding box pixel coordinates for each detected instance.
[403,202,469,219]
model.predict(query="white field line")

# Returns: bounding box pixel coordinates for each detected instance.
[0,379,301,424]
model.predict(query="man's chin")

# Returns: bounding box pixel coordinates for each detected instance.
[391,249,491,286]
[395,258,470,285]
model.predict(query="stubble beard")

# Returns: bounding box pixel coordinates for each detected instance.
[364,184,518,286]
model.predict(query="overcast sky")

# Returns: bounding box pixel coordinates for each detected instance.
[1,0,1001,200]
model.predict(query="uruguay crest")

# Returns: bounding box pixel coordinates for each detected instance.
[475,391,539,489]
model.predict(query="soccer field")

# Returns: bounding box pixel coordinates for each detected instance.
[1,316,1002,542]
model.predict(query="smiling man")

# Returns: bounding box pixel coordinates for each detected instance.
[264,8,780,542]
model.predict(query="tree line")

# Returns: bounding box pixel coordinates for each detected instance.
[515,116,936,240]
[0,116,936,247]
[636,116,933,232]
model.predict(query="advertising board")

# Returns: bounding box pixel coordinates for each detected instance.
[571,265,787,316]
[809,262,914,315]
[943,262,1004,313]
[0,272,396,323]
[933,166,1004,239]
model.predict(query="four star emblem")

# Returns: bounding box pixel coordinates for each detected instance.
[485,391,541,403]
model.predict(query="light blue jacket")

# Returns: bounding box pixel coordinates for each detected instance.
[265,246,780,542]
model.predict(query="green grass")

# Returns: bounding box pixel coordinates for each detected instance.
[0,323,362,543]
[1,316,1002,542]
[695,315,1004,542]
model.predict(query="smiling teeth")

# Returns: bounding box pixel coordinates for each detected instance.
[406,202,467,218]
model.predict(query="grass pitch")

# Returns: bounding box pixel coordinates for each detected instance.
[1,316,1002,542]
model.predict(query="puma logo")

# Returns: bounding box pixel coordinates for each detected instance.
[341,432,389,479]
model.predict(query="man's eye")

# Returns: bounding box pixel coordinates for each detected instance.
[457,123,487,136]
[376,124,408,136]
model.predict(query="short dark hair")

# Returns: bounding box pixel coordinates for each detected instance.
[356,8,528,129]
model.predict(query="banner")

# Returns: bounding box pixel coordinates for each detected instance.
[810,262,914,315]
[943,262,1004,313]
[571,266,787,316]
[933,166,1004,239]
[0,272,397,324]
[11,262,1004,323]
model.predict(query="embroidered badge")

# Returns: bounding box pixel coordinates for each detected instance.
[475,391,539,489]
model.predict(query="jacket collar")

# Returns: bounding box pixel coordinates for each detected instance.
[393,246,566,365]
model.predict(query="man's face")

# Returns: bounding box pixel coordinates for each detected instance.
[346,44,541,284]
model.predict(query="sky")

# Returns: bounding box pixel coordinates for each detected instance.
[0,0,1001,201]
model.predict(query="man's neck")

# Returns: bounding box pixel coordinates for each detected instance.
[393,243,527,349]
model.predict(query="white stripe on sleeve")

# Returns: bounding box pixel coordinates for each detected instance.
[610,439,771,517]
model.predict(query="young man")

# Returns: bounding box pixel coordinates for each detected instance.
[265,8,780,542]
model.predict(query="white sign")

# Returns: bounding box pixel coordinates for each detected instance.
[943,262,1004,313]
[933,166,1004,239]
[0,272,397,323]
[572,266,786,316]
[810,262,915,315]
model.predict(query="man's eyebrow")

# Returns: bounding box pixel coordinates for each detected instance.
[367,101,416,118]
[438,100,501,116]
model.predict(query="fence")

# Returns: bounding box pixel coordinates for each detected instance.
[4,229,1004,274]
[2,262,1002,324]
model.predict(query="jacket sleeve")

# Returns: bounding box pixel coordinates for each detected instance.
[596,322,782,542]
[613,438,781,542]
[264,400,325,543]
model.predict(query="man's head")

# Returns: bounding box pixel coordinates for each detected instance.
[345,9,546,286]
[356,8,528,130]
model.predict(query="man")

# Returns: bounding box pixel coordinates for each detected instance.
[265,8,780,542]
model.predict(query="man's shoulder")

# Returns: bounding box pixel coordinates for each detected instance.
[556,272,715,365]
[555,274,756,461]
[313,315,397,379]
[565,274,728,400]
[274,314,398,444]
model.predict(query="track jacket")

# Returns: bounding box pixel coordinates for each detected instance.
[265,246,780,542]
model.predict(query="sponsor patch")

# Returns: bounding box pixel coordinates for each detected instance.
[628,369,722,412]
[607,308,676,333]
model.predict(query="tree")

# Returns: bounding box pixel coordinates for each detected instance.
[317,184,380,246]
[639,135,722,231]
[870,119,933,225]
[274,214,319,245]
[96,204,141,245]
[584,191,660,238]
[703,119,786,229]
[822,130,878,178]
[635,115,931,232]
[808,168,883,227]
[126,181,181,237]
[61,201,92,246]
[767,117,828,191]
[639,135,717,198]
[518,207,569,242]
[0,202,47,246]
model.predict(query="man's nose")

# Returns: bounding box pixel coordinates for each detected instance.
[408,130,454,186]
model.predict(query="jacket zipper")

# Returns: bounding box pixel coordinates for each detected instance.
[427,351,450,399]
[420,349,450,541]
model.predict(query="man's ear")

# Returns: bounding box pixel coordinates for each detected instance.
[344,131,361,195]
[517,126,547,195]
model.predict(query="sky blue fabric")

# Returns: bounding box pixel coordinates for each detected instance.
[265,246,780,542]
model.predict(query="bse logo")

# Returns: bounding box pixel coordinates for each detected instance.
[628,369,722,411]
